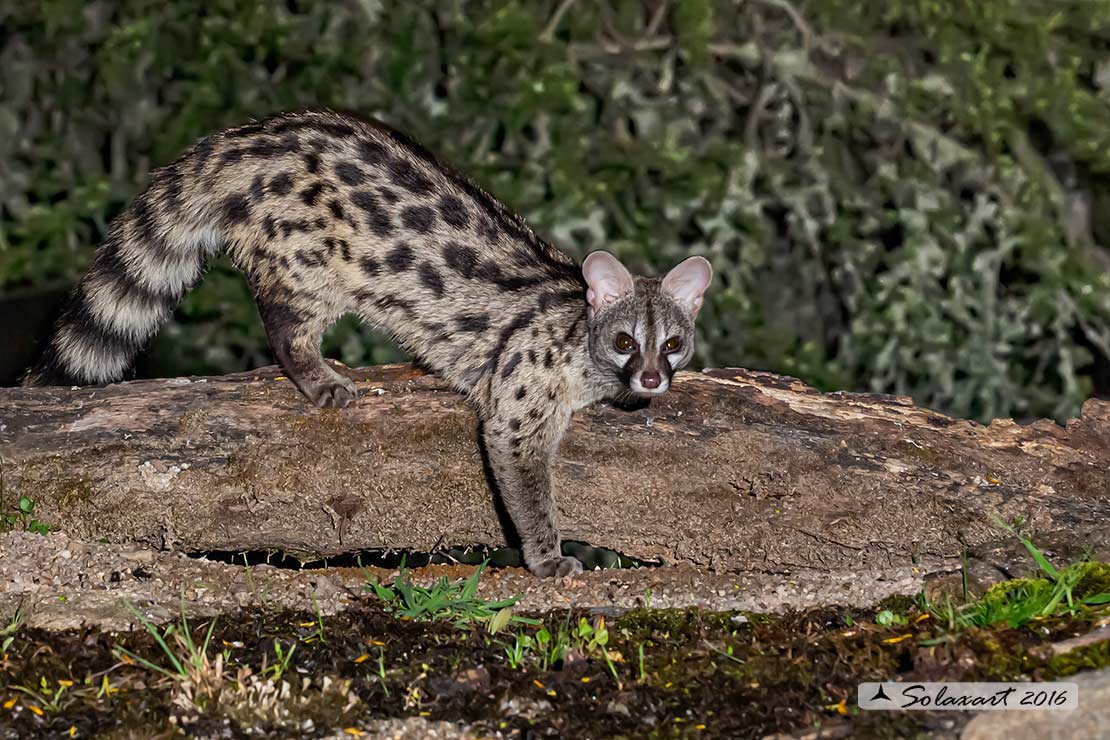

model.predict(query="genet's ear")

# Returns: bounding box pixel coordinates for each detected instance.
[661,256,712,316]
[582,251,635,312]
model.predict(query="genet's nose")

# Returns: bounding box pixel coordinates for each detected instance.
[640,371,661,389]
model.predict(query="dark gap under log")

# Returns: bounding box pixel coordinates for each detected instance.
[187,541,661,571]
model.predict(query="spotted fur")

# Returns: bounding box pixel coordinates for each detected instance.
[24,109,712,577]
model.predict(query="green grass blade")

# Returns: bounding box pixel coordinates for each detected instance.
[990,515,1058,578]
[123,602,185,676]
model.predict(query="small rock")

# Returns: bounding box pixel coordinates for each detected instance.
[606,700,632,718]
[313,575,339,599]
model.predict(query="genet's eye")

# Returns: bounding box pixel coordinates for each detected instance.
[662,336,683,353]
[614,332,636,352]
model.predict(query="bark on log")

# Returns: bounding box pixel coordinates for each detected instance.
[2,363,1108,573]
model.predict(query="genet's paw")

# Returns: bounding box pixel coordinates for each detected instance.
[306,375,358,409]
[530,554,584,578]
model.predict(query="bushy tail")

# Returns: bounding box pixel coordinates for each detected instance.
[23,180,223,388]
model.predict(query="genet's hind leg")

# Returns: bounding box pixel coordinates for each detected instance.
[256,296,357,409]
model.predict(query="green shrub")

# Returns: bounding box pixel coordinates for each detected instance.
[1,0,1107,422]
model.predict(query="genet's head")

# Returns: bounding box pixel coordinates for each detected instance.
[582,251,712,396]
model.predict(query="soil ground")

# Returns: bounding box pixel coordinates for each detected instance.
[2,532,1109,739]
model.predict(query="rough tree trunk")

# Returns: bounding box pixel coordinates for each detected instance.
[2,363,1108,572]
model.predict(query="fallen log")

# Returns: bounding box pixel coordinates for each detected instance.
[2,363,1108,573]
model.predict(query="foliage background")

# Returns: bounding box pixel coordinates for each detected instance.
[2,0,1109,423]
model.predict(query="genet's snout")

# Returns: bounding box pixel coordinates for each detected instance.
[639,371,661,389]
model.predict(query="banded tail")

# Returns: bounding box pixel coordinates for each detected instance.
[23,159,223,387]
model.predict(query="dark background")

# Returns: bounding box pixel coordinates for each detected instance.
[2,0,1109,423]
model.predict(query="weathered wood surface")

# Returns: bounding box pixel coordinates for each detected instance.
[2,363,1108,572]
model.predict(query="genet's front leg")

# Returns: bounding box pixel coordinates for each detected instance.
[481,396,582,578]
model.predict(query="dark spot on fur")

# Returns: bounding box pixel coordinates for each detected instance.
[261,215,277,239]
[295,249,328,268]
[478,216,499,242]
[268,118,314,136]
[299,181,325,206]
[443,242,478,278]
[418,262,445,297]
[327,199,347,221]
[456,314,490,332]
[479,260,547,291]
[388,159,433,195]
[222,193,252,225]
[269,173,295,196]
[501,352,523,379]
[509,419,521,431]
[386,242,414,272]
[515,387,527,400]
[441,241,549,291]
[319,121,355,138]
[359,255,381,278]
[219,138,299,165]
[336,162,368,186]
[438,195,470,229]
[510,245,541,268]
[379,187,400,204]
[218,148,244,166]
[358,139,388,166]
[544,350,554,368]
[276,217,322,238]
[537,289,584,311]
[401,205,436,234]
[249,175,266,202]
[528,350,537,364]
[350,190,395,237]
[303,152,321,174]
[421,321,450,340]
[370,294,416,318]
